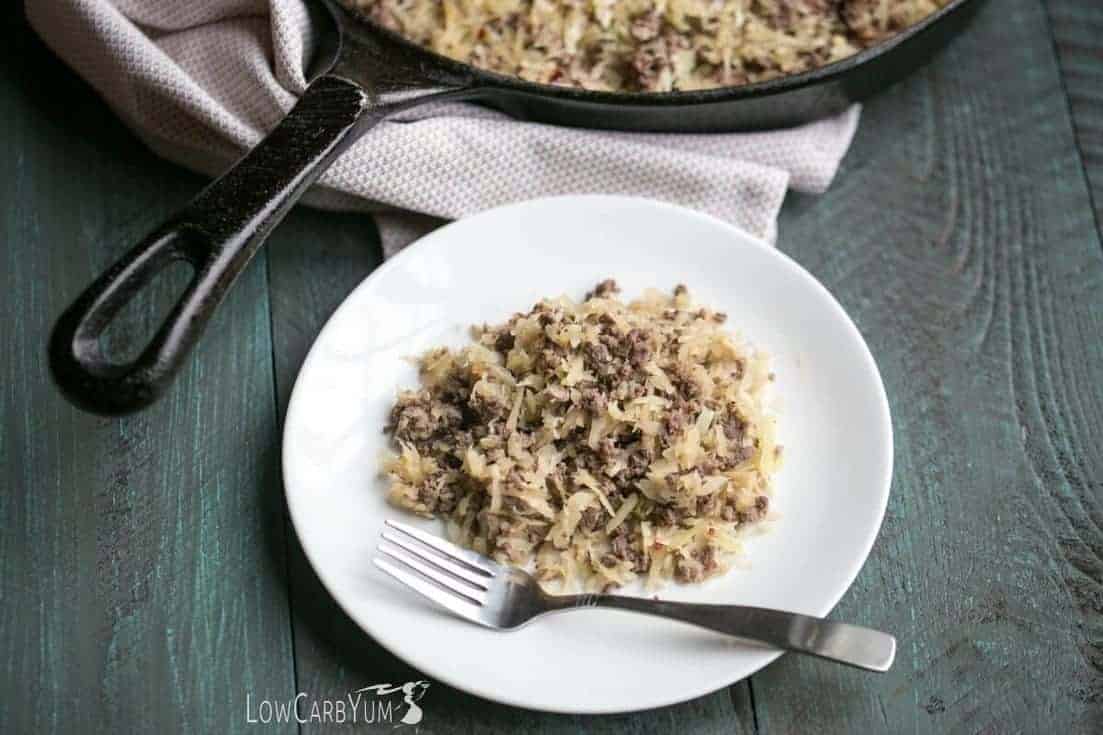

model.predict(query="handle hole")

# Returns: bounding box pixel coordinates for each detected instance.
[99,259,196,366]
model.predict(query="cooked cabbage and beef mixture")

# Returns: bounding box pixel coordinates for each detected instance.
[351,0,950,92]
[382,281,781,591]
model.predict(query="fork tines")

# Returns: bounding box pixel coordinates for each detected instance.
[374,520,497,619]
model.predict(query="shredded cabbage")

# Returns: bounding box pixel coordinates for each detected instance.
[382,281,781,591]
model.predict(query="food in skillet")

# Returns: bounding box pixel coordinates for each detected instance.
[381,281,781,592]
[350,0,951,92]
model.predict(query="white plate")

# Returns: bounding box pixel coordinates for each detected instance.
[283,195,892,714]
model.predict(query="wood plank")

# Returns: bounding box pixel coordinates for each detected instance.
[1044,0,1103,238]
[753,0,1103,732]
[264,209,757,732]
[0,10,296,733]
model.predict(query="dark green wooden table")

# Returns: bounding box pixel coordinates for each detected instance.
[3,1,1101,732]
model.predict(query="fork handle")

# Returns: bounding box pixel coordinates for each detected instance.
[568,596,895,672]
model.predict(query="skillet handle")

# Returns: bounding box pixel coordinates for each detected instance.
[49,74,450,415]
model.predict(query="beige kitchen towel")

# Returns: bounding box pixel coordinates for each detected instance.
[27,0,861,255]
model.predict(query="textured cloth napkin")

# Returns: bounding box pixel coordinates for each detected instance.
[27,0,861,255]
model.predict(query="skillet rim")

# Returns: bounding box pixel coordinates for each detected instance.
[337,0,979,106]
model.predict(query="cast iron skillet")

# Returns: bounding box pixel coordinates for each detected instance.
[50,0,981,415]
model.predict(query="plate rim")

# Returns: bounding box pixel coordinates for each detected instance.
[282,194,894,714]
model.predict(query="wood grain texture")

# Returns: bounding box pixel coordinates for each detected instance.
[752,0,1103,732]
[0,11,296,734]
[263,209,758,732]
[1044,0,1103,237]
[5,0,1103,731]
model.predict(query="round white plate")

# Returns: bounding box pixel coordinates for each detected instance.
[283,195,892,714]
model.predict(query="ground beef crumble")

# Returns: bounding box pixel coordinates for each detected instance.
[352,0,951,93]
[381,280,781,591]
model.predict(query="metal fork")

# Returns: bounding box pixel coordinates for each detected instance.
[374,520,895,672]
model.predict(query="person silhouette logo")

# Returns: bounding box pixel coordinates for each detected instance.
[355,680,431,727]
[398,681,430,725]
